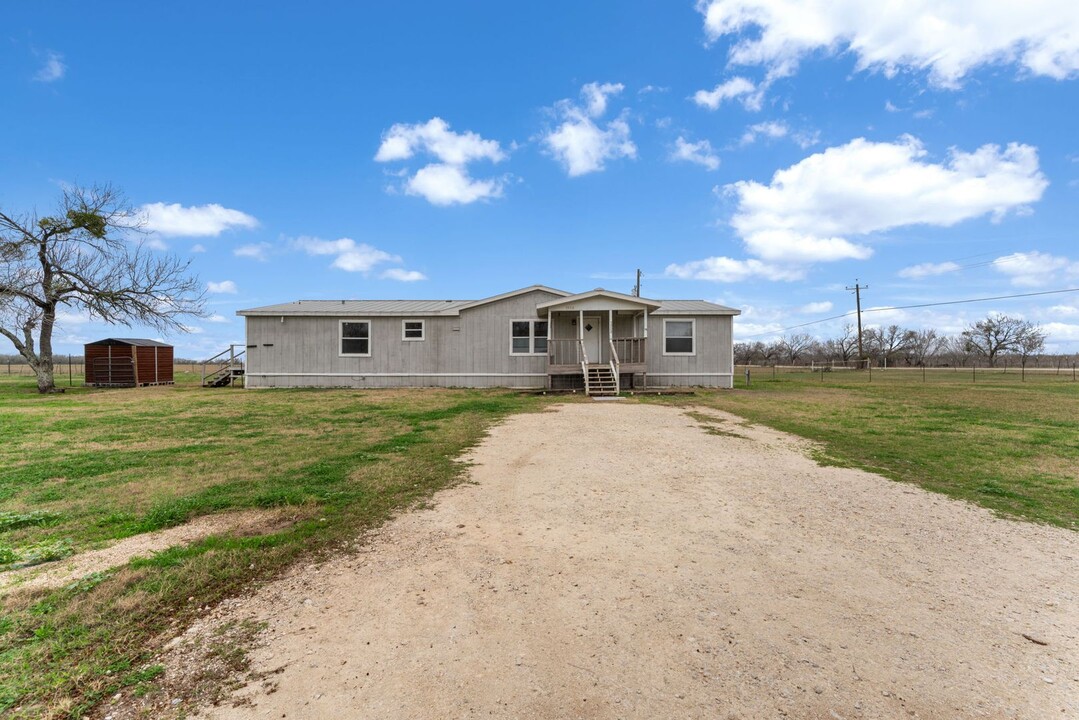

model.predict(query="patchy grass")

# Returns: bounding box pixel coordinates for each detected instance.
[0,374,543,718]
[652,367,1079,530]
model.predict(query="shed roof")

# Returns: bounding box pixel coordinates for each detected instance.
[86,338,172,347]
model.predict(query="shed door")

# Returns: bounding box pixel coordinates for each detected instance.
[583,315,602,363]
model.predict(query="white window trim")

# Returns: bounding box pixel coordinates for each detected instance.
[401,319,425,341]
[510,319,548,356]
[662,318,696,356]
[339,318,372,357]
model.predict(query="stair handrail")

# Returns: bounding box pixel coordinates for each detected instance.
[608,339,620,395]
[201,345,246,386]
[578,339,589,394]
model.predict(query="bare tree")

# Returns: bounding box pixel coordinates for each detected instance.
[1015,323,1047,368]
[0,185,204,393]
[961,314,1043,368]
[777,332,816,364]
[903,329,943,367]
[862,325,910,367]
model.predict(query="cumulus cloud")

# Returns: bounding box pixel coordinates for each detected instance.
[542,83,637,176]
[671,137,721,170]
[740,120,788,145]
[992,251,1079,287]
[380,268,428,282]
[375,117,505,165]
[207,280,238,294]
[898,261,962,278]
[800,301,833,314]
[234,243,271,261]
[375,117,506,205]
[191,244,207,253]
[405,164,504,206]
[665,256,805,282]
[727,136,1047,263]
[206,314,230,323]
[667,135,1047,284]
[137,202,258,237]
[34,52,66,82]
[692,76,764,111]
[697,0,1079,87]
[294,236,423,279]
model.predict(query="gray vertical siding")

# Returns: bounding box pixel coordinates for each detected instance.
[646,315,734,388]
[246,290,562,388]
[244,292,734,389]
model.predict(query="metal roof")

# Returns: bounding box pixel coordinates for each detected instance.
[238,291,740,318]
[652,300,740,316]
[237,299,474,317]
[86,338,172,347]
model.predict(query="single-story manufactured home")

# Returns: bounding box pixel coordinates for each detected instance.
[237,286,739,393]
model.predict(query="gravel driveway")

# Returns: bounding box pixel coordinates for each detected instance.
[196,402,1077,719]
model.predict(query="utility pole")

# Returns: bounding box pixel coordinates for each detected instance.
[846,280,868,369]
[633,269,641,297]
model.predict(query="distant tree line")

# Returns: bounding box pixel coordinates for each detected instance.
[735,313,1072,369]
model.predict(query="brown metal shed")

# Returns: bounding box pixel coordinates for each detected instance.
[84,338,174,387]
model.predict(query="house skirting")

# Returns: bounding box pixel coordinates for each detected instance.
[245,372,548,389]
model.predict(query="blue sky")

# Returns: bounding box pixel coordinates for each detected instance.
[3,1,1079,357]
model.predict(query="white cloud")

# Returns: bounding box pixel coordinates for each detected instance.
[580,82,625,117]
[671,137,721,170]
[898,261,962,278]
[380,268,427,282]
[992,251,1079,287]
[800,301,833,314]
[542,83,637,177]
[234,242,271,261]
[207,280,238,294]
[405,163,504,206]
[1048,304,1079,318]
[191,244,207,253]
[294,236,405,274]
[375,117,505,165]
[698,0,1079,87]
[375,118,506,205]
[34,52,65,82]
[206,314,230,323]
[137,202,258,237]
[692,76,764,111]
[727,136,1047,264]
[741,120,789,145]
[664,256,805,282]
[885,101,901,112]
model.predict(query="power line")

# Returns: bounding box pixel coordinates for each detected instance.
[739,286,1079,340]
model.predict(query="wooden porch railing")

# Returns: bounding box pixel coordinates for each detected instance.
[612,337,645,365]
[548,338,583,366]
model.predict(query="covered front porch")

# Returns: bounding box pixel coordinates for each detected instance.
[537,290,660,394]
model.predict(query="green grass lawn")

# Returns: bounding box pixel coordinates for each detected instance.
[0,375,543,718]
[652,366,1079,529]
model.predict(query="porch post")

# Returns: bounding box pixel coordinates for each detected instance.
[546,311,553,389]
[578,310,583,341]
[643,310,648,338]
[608,309,613,342]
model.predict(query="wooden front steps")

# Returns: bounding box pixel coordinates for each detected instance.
[584,364,618,397]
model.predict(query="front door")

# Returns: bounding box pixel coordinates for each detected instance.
[582,315,602,363]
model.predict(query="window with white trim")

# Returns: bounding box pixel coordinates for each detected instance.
[402,319,425,341]
[340,320,371,356]
[510,320,548,355]
[663,319,695,355]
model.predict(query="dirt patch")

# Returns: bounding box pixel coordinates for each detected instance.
[1,510,294,593]
[110,403,1077,719]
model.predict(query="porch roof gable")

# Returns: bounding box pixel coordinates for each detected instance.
[535,288,662,315]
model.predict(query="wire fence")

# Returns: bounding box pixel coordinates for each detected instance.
[2,360,206,378]
[737,363,1079,387]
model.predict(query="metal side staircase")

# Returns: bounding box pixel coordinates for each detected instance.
[201,345,246,388]
[584,363,619,397]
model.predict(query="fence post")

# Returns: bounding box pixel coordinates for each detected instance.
[1021,363,1025,382]
[745,367,751,388]
[922,364,926,383]
[69,354,73,387]
[772,364,776,380]
[973,364,976,383]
